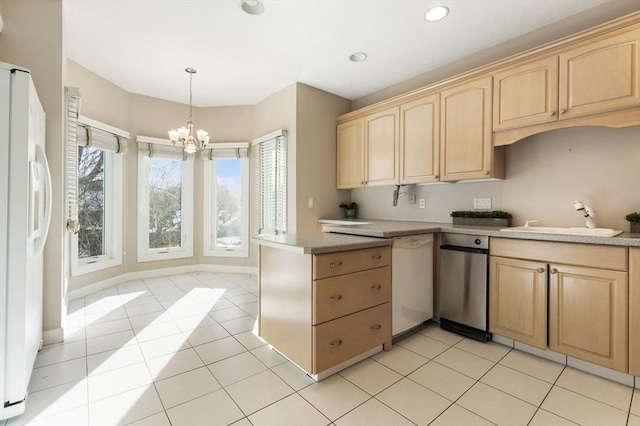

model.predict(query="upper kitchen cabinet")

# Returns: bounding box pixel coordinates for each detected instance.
[337,118,365,189]
[559,26,640,120]
[493,56,559,131]
[337,107,399,189]
[400,94,440,184]
[440,76,504,181]
[630,247,640,376]
[364,107,400,186]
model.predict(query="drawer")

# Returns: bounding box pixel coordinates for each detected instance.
[313,303,390,373]
[314,246,390,279]
[313,267,390,324]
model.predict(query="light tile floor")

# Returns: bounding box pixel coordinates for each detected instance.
[3,271,639,426]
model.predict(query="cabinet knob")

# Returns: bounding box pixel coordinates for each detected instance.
[370,285,382,291]
[329,340,343,348]
[329,295,342,302]
[537,267,545,273]
[550,268,558,274]
[549,111,556,116]
[370,255,382,261]
[484,171,490,175]
[370,324,382,332]
[329,261,343,268]
[560,108,566,114]
[434,175,439,179]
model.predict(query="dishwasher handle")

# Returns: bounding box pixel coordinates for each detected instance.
[440,244,489,255]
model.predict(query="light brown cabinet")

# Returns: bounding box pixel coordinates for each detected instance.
[336,107,399,189]
[259,244,392,377]
[489,256,547,349]
[548,264,628,372]
[630,247,640,376]
[493,26,640,133]
[490,238,629,372]
[399,94,440,184]
[440,76,503,181]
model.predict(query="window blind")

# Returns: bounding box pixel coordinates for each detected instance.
[65,87,81,234]
[201,142,249,160]
[137,135,194,160]
[254,129,287,235]
[77,115,129,154]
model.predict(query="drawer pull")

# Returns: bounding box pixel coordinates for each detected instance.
[329,340,343,348]
[370,324,382,332]
[370,255,382,261]
[329,295,343,302]
[329,261,343,268]
[551,268,558,274]
[370,285,382,291]
[537,267,545,273]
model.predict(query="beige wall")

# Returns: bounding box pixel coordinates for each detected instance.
[295,83,351,233]
[0,0,66,338]
[352,126,640,230]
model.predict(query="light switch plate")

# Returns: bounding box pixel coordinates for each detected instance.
[473,198,491,210]
[419,199,426,208]
[409,194,416,204]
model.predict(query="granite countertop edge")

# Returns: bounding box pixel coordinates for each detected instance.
[318,219,640,247]
[252,233,393,254]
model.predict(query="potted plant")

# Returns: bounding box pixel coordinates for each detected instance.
[625,212,640,233]
[339,202,358,219]
[450,210,513,227]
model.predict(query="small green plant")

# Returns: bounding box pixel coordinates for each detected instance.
[625,212,640,223]
[450,210,513,219]
[339,202,358,210]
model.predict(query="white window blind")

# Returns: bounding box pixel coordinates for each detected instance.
[77,115,129,154]
[137,135,194,160]
[254,129,287,235]
[65,87,81,234]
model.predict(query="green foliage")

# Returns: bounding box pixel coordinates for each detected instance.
[450,210,513,219]
[339,202,358,209]
[625,212,640,223]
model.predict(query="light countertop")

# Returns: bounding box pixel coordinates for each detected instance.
[318,219,640,247]
[252,232,392,254]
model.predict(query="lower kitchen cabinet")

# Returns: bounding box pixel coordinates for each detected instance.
[489,256,547,349]
[548,264,628,372]
[490,238,629,373]
[259,244,392,378]
[630,247,640,376]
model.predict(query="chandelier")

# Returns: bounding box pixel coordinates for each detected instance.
[168,68,210,154]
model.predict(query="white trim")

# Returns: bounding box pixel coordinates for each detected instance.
[207,142,249,150]
[137,153,194,262]
[252,128,286,145]
[42,328,64,346]
[67,264,259,301]
[78,115,130,139]
[136,135,174,147]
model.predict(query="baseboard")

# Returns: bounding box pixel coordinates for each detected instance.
[67,264,258,301]
[42,328,64,346]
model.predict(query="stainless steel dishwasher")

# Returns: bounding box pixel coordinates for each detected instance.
[439,233,490,342]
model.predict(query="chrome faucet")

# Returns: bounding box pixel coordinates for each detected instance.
[574,200,596,228]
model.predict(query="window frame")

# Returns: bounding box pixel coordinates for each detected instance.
[202,143,250,258]
[136,136,194,263]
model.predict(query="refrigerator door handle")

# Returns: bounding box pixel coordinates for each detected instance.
[32,143,51,257]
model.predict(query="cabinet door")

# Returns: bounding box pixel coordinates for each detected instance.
[559,27,640,120]
[493,56,559,131]
[489,257,547,349]
[440,76,493,181]
[400,94,440,184]
[630,247,640,376]
[337,118,365,189]
[365,107,399,186]
[549,264,628,372]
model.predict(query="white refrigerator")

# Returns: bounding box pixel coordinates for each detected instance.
[0,62,51,420]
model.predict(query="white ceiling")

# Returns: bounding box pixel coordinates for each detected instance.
[64,0,619,107]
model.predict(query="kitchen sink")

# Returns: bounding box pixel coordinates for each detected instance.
[500,226,623,237]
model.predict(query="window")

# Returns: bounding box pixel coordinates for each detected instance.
[254,129,287,235]
[69,117,126,276]
[137,136,194,262]
[203,144,249,257]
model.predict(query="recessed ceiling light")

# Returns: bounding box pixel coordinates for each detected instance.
[349,52,367,62]
[424,6,449,22]
[241,0,265,15]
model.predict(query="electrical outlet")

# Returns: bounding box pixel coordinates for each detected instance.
[473,198,492,210]
[409,194,416,204]
[419,199,426,209]
[308,197,314,208]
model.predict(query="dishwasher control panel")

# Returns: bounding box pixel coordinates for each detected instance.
[441,233,488,250]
